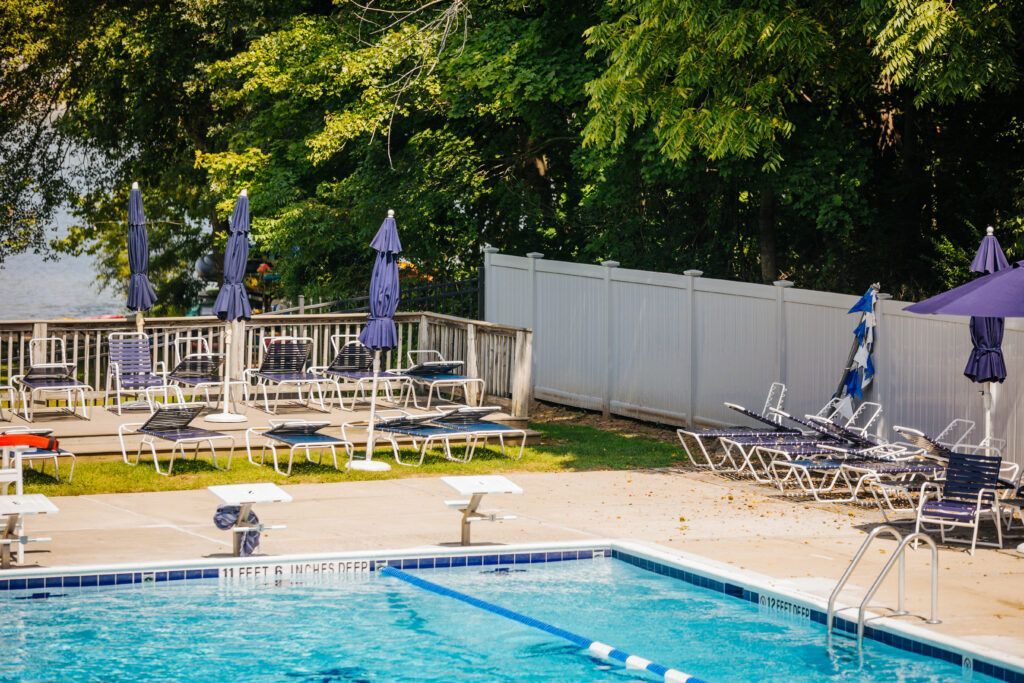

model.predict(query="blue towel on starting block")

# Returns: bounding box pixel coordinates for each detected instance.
[213,505,260,556]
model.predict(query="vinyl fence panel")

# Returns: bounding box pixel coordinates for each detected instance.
[484,252,1024,467]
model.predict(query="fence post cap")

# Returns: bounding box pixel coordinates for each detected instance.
[683,269,703,277]
[482,246,500,254]
[526,252,544,259]
[773,279,795,288]
[601,260,620,268]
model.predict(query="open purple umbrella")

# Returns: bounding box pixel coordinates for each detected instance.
[354,210,401,470]
[905,226,1010,441]
[207,189,252,424]
[126,182,157,315]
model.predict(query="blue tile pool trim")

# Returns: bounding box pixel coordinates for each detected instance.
[611,549,1024,683]
[0,549,606,595]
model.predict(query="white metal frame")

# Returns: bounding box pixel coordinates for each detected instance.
[243,336,330,414]
[914,481,1003,555]
[245,420,354,476]
[392,350,484,410]
[10,337,92,422]
[118,416,235,476]
[0,427,76,482]
[309,334,406,411]
[103,332,173,415]
[168,337,237,409]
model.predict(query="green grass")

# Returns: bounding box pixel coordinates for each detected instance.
[23,422,685,497]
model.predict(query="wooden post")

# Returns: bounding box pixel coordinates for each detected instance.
[511,329,533,419]
[773,279,794,385]
[466,323,480,405]
[683,270,702,428]
[417,314,430,366]
[601,260,619,418]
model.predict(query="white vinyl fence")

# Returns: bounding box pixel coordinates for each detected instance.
[483,250,1024,467]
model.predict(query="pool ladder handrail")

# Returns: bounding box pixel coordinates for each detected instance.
[826,524,941,648]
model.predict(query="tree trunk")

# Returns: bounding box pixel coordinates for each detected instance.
[758,188,777,283]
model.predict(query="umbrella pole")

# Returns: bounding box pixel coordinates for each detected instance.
[984,381,995,444]
[365,351,380,460]
[205,319,247,423]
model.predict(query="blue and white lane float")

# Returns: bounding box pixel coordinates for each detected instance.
[380,566,706,683]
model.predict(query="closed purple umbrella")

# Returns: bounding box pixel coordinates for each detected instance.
[206,190,252,424]
[213,190,252,322]
[355,210,401,470]
[964,227,1009,384]
[358,210,402,350]
[126,182,157,312]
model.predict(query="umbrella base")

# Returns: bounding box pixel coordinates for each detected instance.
[204,412,248,424]
[349,459,391,472]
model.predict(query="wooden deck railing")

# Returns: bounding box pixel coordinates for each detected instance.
[0,311,532,418]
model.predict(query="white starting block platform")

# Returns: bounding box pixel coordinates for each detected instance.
[208,483,292,556]
[0,494,58,568]
[441,475,522,545]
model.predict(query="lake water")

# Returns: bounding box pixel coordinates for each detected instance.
[0,250,122,319]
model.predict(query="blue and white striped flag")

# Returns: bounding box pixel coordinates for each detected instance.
[834,285,878,418]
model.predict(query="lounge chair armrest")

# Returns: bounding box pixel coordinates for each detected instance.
[241,368,257,381]
[154,361,168,378]
[976,487,1000,509]
[118,422,146,435]
[767,407,791,418]
[916,481,942,510]
[308,365,327,374]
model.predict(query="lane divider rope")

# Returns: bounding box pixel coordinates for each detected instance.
[380,566,706,683]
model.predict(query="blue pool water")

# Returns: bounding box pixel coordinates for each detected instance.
[0,557,989,682]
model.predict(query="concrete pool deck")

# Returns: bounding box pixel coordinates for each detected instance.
[7,467,1024,659]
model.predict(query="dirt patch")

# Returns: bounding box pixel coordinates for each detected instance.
[530,400,681,445]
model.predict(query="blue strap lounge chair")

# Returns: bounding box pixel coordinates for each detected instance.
[167,353,233,407]
[389,350,484,409]
[11,337,93,422]
[104,332,176,415]
[431,407,527,462]
[118,404,234,475]
[676,383,796,469]
[312,337,405,410]
[906,434,1003,554]
[344,408,524,467]
[0,428,76,482]
[344,411,460,467]
[243,337,330,414]
[245,420,354,476]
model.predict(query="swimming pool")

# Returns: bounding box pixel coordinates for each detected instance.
[0,543,1016,682]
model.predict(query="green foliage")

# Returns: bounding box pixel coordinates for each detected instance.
[869,0,1018,105]
[2,0,1024,307]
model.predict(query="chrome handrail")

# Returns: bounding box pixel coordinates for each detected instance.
[826,524,905,642]
[856,532,941,645]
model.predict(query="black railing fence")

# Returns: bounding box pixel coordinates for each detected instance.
[271,276,481,318]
